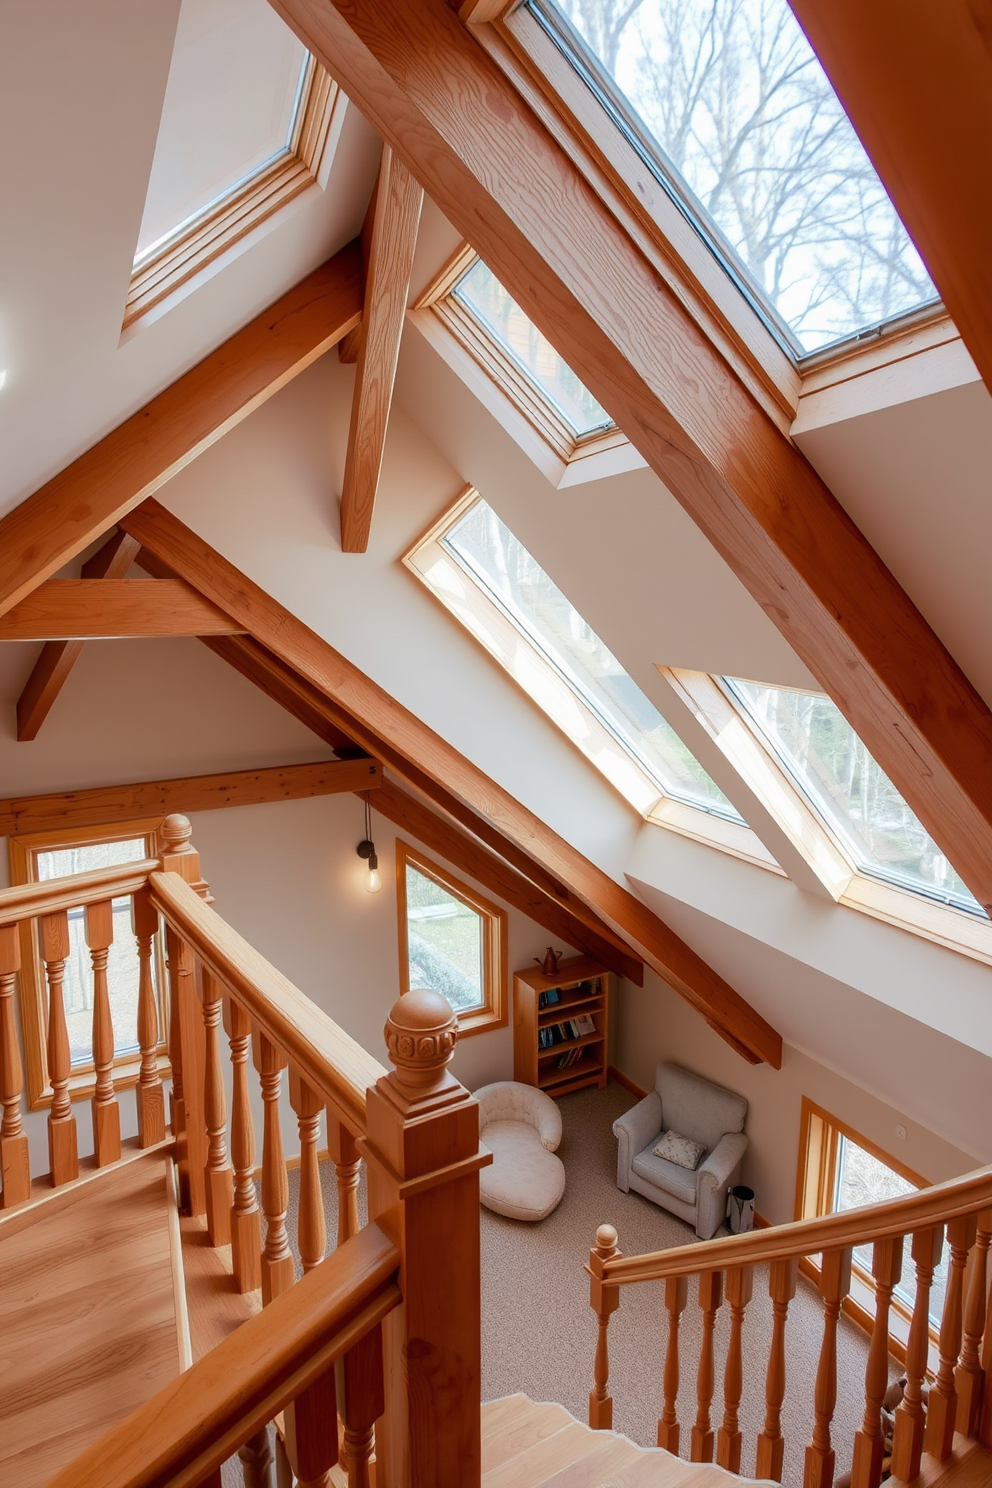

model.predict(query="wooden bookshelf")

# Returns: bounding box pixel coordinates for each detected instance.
[513,955,609,1098]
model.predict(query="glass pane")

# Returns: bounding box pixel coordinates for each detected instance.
[37,839,150,1067]
[406,865,485,1013]
[542,0,938,353]
[453,259,613,437]
[725,680,983,915]
[443,497,743,819]
[136,0,309,261]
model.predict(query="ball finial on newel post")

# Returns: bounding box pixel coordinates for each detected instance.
[159,813,194,856]
[383,989,458,1099]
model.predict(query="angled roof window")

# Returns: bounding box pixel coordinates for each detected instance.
[533,0,939,356]
[724,679,983,916]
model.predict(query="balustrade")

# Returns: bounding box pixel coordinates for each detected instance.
[0,923,30,1206]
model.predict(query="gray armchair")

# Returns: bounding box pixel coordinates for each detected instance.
[613,1063,748,1239]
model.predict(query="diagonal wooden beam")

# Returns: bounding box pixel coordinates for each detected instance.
[0,243,363,618]
[266,0,992,918]
[119,497,781,1065]
[340,146,424,552]
[369,774,643,984]
[0,580,244,640]
[787,0,992,397]
[337,163,381,365]
[16,530,140,741]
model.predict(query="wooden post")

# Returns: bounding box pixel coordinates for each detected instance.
[85,898,121,1167]
[891,1226,943,1481]
[160,813,209,1214]
[926,1212,978,1460]
[0,924,31,1207]
[804,1246,853,1488]
[290,1071,326,1272]
[255,1030,294,1305]
[337,1324,385,1488]
[588,1223,621,1431]
[717,1265,753,1474]
[691,1270,724,1463]
[238,1427,275,1488]
[327,1111,361,1246]
[756,1256,798,1483]
[132,888,165,1147]
[201,968,233,1246]
[657,1274,688,1454]
[363,989,489,1488]
[283,1365,338,1488]
[852,1235,903,1488]
[956,1209,991,1436]
[982,1261,992,1448]
[227,996,261,1294]
[41,908,78,1185]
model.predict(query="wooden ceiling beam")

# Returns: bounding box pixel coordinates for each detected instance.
[337,162,381,365]
[120,497,781,1066]
[16,530,140,741]
[787,0,992,396]
[0,580,243,641]
[266,0,992,918]
[0,758,381,839]
[0,243,363,618]
[340,146,424,552]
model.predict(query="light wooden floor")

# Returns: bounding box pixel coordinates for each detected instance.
[0,1152,185,1488]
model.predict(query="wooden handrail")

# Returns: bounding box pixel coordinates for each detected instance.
[41,1220,401,1488]
[0,859,159,927]
[149,871,385,1135]
[600,1165,992,1285]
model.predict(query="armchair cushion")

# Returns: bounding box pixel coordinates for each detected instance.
[631,1147,699,1206]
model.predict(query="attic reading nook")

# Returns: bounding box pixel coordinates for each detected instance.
[1,2,992,1487]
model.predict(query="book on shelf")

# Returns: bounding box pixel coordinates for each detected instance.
[538,987,561,1009]
[555,1046,584,1070]
[572,1013,596,1038]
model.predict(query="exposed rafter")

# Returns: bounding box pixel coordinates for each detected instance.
[0,580,243,641]
[0,244,363,618]
[119,497,782,1066]
[16,530,140,741]
[265,0,992,918]
[340,146,424,552]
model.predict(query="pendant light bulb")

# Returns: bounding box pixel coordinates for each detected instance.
[366,854,382,894]
[357,795,382,892]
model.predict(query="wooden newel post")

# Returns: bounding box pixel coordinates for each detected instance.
[588,1223,621,1431]
[362,989,489,1488]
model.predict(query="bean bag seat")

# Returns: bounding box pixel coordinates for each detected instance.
[475,1081,566,1222]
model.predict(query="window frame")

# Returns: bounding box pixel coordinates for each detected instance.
[9,818,170,1111]
[123,57,344,338]
[396,840,507,1037]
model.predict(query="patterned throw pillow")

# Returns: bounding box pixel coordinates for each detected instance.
[652,1129,706,1170]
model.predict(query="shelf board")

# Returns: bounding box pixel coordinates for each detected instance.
[537,1032,605,1060]
[537,994,605,1024]
[540,1055,604,1090]
[539,1066,604,1097]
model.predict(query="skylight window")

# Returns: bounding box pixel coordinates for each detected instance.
[438,496,742,820]
[536,0,939,355]
[724,679,983,916]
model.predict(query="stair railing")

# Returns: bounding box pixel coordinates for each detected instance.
[588,1175,992,1487]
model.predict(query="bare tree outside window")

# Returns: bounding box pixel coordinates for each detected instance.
[550,0,937,352]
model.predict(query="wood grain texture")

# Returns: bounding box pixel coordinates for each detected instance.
[340,146,424,552]
[0,244,362,618]
[121,500,780,1066]
[16,531,140,740]
[0,578,243,640]
[0,757,381,837]
[267,0,992,922]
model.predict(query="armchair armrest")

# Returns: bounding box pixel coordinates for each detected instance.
[612,1092,662,1193]
[695,1131,748,1239]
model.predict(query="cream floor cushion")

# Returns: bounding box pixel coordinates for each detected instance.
[476,1081,566,1223]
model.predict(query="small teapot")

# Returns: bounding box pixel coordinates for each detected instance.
[535,946,561,975]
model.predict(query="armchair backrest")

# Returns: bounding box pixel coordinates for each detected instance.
[654,1063,747,1152]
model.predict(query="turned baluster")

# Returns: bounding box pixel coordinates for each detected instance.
[982,1260,992,1448]
[42,909,78,1185]
[804,1246,852,1488]
[657,1274,688,1454]
[0,925,31,1207]
[86,898,121,1167]
[132,889,165,1146]
[255,1030,294,1304]
[327,1112,361,1245]
[285,1364,339,1488]
[226,998,261,1293]
[891,1226,943,1480]
[200,969,233,1246]
[337,1323,385,1488]
[956,1209,991,1436]
[290,1071,326,1272]
[852,1235,903,1488]
[239,1427,275,1488]
[588,1223,621,1430]
[756,1256,798,1482]
[926,1212,978,1460]
[691,1270,724,1462]
[717,1265,753,1473]
[165,924,188,1198]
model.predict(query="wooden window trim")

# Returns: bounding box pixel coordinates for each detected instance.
[123,60,344,336]
[396,839,507,1037]
[9,818,170,1111]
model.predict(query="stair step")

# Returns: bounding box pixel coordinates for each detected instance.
[534,1433,646,1486]
[482,1395,575,1471]
[482,1419,608,1488]
[890,1435,992,1488]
